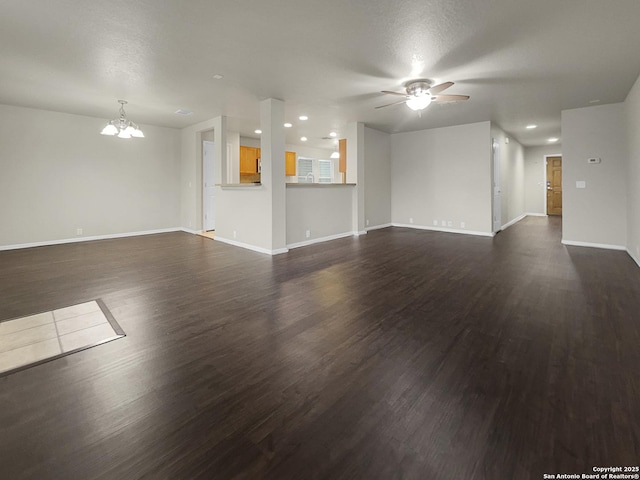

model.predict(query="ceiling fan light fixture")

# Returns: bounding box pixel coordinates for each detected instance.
[406,95,432,111]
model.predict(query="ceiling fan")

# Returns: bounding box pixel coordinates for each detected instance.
[376,80,469,111]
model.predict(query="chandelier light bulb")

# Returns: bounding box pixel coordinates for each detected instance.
[100,123,118,136]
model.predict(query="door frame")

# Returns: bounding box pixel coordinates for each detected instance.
[543,153,562,216]
[202,140,215,231]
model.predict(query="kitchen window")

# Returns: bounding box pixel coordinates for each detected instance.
[297,157,334,183]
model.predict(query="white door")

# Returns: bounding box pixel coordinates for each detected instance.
[203,141,215,231]
[492,139,502,233]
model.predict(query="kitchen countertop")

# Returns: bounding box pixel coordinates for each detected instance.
[286,183,356,187]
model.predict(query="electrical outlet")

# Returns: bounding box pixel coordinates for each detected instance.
[461,222,466,229]
[233,230,237,239]
[76,228,83,236]
[409,217,414,224]
[366,219,370,226]
[441,220,446,227]
[305,230,311,238]
[433,220,438,226]
[447,221,452,227]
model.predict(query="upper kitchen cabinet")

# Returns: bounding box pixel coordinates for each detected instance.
[240,146,296,176]
[240,146,260,174]
[285,151,296,176]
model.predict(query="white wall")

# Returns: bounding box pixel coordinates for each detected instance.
[364,127,391,229]
[561,103,627,247]
[491,125,525,227]
[625,74,640,263]
[390,121,492,234]
[0,104,181,247]
[286,186,354,245]
[523,145,562,215]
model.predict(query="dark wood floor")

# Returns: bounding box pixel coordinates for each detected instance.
[1,217,639,480]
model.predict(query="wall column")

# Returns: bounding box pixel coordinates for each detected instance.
[347,121,366,234]
[260,98,287,252]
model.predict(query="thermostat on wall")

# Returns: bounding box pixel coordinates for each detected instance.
[587,157,601,164]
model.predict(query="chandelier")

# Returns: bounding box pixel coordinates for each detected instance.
[100,100,144,138]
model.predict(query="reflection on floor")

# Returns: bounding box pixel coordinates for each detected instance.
[0,300,124,375]
[199,230,215,239]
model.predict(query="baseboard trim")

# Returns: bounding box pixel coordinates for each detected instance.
[0,228,184,251]
[214,236,289,255]
[626,248,640,268]
[392,223,494,238]
[179,227,200,235]
[525,213,547,217]
[501,214,527,231]
[561,239,626,251]
[287,231,358,250]
[365,223,392,232]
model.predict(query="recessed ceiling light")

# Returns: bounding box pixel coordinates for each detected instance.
[526,125,537,129]
[175,109,193,116]
[213,74,224,80]
[300,136,308,142]
[299,115,308,121]
[548,137,559,143]
[329,132,337,137]
[254,129,262,134]
[284,123,292,128]
[589,99,600,104]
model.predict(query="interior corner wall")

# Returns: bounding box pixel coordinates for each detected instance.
[523,144,562,215]
[625,73,640,262]
[390,121,492,234]
[364,127,391,228]
[490,125,525,227]
[561,103,627,247]
[0,104,181,247]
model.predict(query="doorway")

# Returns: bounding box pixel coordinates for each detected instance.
[203,140,216,231]
[546,156,562,216]
[492,139,502,233]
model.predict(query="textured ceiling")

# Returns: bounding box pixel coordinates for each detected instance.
[1,0,640,148]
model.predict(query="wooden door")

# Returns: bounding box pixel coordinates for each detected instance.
[546,156,562,215]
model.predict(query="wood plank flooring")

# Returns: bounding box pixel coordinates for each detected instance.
[1,216,639,480]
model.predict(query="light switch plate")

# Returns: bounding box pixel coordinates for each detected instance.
[576,181,586,189]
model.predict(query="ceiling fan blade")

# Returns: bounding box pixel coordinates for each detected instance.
[381,90,409,97]
[432,94,470,102]
[428,82,454,95]
[375,100,408,109]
